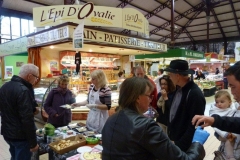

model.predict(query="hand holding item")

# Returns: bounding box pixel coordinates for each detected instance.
[192,126,210,145]
[192,115,215,128]
[227,133,236,142]
[34,107,40,115]
[86,104,97,110]
[71,103,79,108]
[160,89,168,100]
[30,144,39,152]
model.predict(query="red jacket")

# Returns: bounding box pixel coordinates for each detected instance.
[148,78,158,109]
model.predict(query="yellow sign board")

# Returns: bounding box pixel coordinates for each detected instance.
[33,3,147,35]
[122,8,145,34]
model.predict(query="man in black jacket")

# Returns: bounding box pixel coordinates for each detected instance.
[192,61,240,133]
[165,59,206,152]
[0,64,39,160]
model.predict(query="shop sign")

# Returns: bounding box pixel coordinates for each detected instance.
[27,26,69,46]
[184,51,204,58]
[122,8,146,35]
[0,37,27,55]
[33,2,148,35]
[73,21,84,49]
[27,25,166,52]
[81,28,167,52]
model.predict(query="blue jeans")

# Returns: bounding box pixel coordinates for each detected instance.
[5,139,32,160]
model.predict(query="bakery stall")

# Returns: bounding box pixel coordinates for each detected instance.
[26,22,167,124]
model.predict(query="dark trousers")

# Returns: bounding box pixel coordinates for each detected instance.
[5,139,32,160]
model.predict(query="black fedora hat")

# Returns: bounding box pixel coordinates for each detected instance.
[164,59,194,74]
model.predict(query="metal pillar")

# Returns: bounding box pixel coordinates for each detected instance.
[170,0,175,45]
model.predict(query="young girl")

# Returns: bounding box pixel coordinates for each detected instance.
[209,90,240,160]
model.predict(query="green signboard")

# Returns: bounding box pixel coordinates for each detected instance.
[135,49,204,59]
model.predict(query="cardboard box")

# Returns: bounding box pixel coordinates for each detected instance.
[49,135,86,155]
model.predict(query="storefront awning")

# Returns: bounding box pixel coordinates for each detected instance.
[135,49,204,59]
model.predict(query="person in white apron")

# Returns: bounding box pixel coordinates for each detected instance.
[72,69,112,133]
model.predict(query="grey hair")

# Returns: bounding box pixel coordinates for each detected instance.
[18,64,39,77]
[134,66,145,73]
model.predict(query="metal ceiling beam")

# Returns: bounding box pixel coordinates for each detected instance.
[150,2,205,35]
[184,17,240,28]
[159,5,204,42]
[229,0,240,35]
[185,30,194,42]
[191,8,240,21]
[210,8,226,40]
[174,35,240,45]
[180,26,238,34]
[116,0,134,8]
[154,0,190,21]
[183,0,194,8]
[145,0,172,19]
[23,0,49,6]
[175,30,238,40]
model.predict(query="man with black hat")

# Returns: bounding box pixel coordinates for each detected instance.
[165,59,206,152]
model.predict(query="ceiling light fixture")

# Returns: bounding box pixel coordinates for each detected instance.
[50,45,54,49]
[89,49,92,52]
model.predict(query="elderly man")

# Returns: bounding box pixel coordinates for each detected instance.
[134,66,158,109]
[192,61,240,133]
[165,59,206,152]
[0,64,39,160]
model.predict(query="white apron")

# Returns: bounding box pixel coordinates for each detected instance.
[86,88,109,133]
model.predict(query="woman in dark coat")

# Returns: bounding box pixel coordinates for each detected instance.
[156,75,175,134]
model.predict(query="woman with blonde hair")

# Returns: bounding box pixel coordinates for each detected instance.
[72,70,112,133]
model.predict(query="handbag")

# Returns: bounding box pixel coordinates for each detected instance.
[213,150,226,160]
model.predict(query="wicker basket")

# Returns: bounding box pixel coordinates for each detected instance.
[49,134,86,155]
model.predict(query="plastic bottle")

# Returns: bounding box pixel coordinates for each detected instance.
[148,107,152,118]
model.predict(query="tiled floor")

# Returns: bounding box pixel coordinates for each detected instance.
[0,95,221,160]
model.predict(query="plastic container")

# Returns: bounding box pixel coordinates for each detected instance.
[86,137,99,145]
[47,134,63,143]
[45,128,55,136]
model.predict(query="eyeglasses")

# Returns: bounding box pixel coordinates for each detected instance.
[160,83,168,86]
[143,94,153,100]
[31,74,39,80]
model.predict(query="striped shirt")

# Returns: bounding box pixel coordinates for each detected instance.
[88,84,112,110]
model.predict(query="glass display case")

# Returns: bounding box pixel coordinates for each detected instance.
[34,78,58,124]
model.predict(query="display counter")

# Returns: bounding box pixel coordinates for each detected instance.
[34,78,119,124]
[194,80,216,97]
[33,123,102,160]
